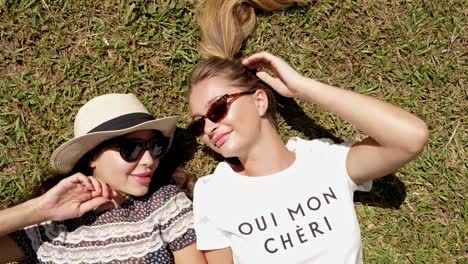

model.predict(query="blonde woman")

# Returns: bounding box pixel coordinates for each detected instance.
[187,0,429,263]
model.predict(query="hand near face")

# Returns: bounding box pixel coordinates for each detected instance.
[242,52,305,98]
[33,173,116,222]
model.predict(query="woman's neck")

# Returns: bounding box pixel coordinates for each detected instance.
[235,128,295,177]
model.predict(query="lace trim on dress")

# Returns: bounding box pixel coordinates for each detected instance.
[42,192,191,244]
[31,212,194,263]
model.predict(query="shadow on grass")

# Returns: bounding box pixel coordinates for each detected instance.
[276,96,340,141]
[354,175,407,209]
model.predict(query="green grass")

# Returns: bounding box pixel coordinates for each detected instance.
[0,0,466,263]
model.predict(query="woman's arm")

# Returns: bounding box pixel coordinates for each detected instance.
[173,242,208,264]
[292,78,428,184]
[243,52,429,184]
[0,199,43,263]
[173,244,233,264]
[0,197,49,239]
[0,173,112,262]
[203,248,234,264]
[0,236,25,263]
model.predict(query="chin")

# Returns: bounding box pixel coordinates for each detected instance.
[128,187,149,197]
[217,143,242,159]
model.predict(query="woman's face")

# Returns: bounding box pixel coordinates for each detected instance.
[90,130,160,196]
[189,76,269,158]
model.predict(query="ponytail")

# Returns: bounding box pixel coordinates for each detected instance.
[197,0,306,59]
[189,0,306,133]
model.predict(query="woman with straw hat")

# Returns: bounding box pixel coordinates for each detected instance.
[0,93,207,264]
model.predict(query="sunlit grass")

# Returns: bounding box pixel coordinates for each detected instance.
[0,0,466,262]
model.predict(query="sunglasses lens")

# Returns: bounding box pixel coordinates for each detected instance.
[149,137,169,158]
[120,141,144,162]
[207,99,228,123]
[188,98,229,137]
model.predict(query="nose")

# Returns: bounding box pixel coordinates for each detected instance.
[203,118,220,136]
[139,150,156,167]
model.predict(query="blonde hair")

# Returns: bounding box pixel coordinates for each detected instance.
[197,0,306,59]
[190,0,305,128]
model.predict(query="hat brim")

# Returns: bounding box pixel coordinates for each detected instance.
[50,116,179,175]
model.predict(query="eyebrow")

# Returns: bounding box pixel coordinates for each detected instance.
[191,94,225,119]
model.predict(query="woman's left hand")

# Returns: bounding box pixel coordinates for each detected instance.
[242,51,305,98]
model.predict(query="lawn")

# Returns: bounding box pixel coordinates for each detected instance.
[0,0,466,263]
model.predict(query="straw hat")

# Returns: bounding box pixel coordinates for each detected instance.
[50,93,179,174]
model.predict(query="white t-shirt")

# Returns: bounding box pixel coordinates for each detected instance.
[193,138,372,264]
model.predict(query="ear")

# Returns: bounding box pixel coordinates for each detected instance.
[89,156,97,169]
[253,89,269,117]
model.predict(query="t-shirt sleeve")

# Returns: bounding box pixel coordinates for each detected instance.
[193,177,230,250]
[158,185,197,252]
[292,137,372,193]
[8,227,39,262]
[335,140,373,192]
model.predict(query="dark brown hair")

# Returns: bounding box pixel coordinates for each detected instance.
[38,131,196,199]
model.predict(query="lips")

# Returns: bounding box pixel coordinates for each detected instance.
[212,131,230,147]
[132,172,152,185]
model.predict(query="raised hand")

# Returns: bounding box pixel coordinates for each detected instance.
[242,51,305,98]
[32,173,116,222]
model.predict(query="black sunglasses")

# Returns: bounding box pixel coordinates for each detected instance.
[188,90,256,137]
[98,133,170,162]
